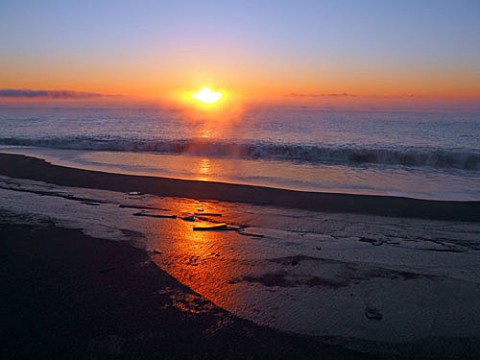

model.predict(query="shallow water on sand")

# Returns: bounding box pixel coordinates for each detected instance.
[2,146,480,201]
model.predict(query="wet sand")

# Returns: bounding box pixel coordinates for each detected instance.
[0,153,479,221]
[0,211,368,359]
[2,152,480,359]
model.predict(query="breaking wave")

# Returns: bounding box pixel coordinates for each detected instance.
[1,137,479,171]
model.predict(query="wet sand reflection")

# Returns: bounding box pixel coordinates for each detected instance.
[147,199,256,314]
[137,193,480,347]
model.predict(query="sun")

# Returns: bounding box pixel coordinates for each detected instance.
[190,87,223,104]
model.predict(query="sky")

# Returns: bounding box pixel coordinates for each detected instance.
[1,0,480,102]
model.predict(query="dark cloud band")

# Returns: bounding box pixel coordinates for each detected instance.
[0,89,108,99]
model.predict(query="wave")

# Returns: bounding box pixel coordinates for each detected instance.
[1,137,479,171]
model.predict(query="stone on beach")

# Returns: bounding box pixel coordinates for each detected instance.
[365,307,383,320]
[133,211,177,219]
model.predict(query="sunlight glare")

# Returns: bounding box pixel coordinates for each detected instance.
[191,88,223,104]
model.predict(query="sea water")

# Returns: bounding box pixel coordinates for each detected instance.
[1,103,479,200]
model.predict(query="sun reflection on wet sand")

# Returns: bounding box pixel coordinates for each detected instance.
[140,197,343,331]
[112,192,480,346]
[144,199,252,313]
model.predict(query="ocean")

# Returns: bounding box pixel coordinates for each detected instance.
[1,103,479,201]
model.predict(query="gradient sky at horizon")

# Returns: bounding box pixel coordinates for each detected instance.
[1,0,480,100]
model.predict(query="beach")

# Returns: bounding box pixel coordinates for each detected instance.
[3,0,480,358]
[1,153,478,221]
[2,152,480,359]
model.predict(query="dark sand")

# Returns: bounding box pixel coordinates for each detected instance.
[0,153,479,221]
[0,211,371,359]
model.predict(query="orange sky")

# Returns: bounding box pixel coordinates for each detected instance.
[1,1,480,103]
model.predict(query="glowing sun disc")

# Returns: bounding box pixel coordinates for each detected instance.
[191,88,223,104]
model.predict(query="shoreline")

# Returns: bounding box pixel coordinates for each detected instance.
[1,152,479,222]
[2,156,480,359]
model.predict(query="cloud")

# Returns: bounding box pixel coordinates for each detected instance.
[0,89,117,99]
[286,92,357,98]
